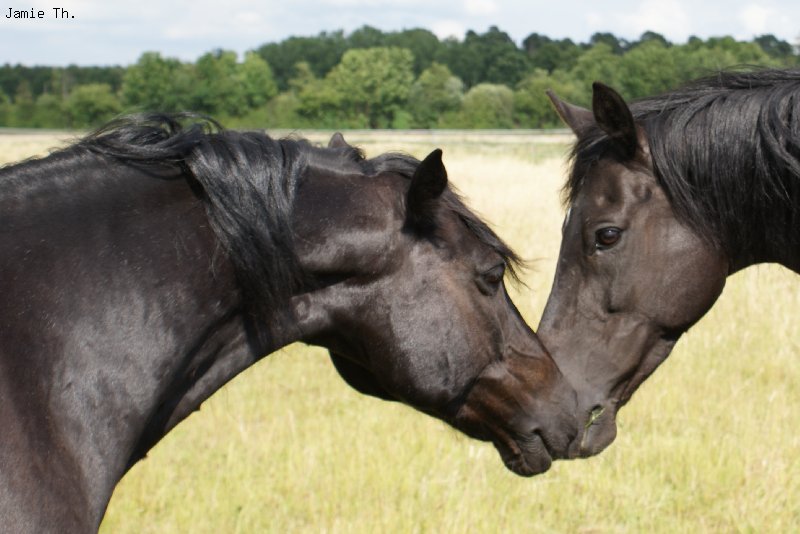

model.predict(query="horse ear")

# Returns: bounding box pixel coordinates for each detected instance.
[591,82,638,160]
[328,132,349,149]
[406,149,447,230]
[547,90,594,138]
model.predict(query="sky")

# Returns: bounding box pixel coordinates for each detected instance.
[1,0,799,66]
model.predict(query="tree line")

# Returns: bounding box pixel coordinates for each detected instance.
[1,27,798,129]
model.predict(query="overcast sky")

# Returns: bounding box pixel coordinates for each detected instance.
[2,0,799,66]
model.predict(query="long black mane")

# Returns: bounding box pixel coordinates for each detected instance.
[30,114,520,322]
[74,113,308,324]
[567,69,800,258]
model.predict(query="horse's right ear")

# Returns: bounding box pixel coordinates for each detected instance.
[328,132,349,148]
[406,149,447,231]
[547,90,594,138]
[591,82,638,160]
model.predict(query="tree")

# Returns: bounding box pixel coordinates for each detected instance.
[386,28,442,75]
[514,69,578,128]
[256,31,347,90]
[239,52,278,108]
[629,31,671,49]
[457,83,514,128]
[675,37,777,80]
[122,52,192,111]
[588,32,626,54]
[65,84,121,128]
[0,91,11,126]
[754,34,794,59]
[326,47,415,128]
[408,62,463,128]
[523,34,581,73]
[190,50,248,116]
[619,40,678,98]
[522,33,551,55]
[439,26,530,87]
[32,93,66,128]
[569,43,624,103]
[293,63,344,128]
[11,80,35,127]
[348,25,387,49]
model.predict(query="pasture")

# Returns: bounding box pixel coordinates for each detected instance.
[2,130,797,532]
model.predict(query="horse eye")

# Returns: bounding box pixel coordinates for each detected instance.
[595,227,622,248]
[478,264,505,294]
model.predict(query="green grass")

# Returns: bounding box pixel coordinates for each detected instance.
[2,131,797,533]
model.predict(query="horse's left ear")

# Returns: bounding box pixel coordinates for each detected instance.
[406,149,447,231]
[547,90,594,139]
[592,82,639,160]
[328,132,349,148]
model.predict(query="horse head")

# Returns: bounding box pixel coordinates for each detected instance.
[540,84,728,457]
[288,134,578,475]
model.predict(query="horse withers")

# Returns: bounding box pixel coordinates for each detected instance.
[0,116,577,532]
[540,69,800,458]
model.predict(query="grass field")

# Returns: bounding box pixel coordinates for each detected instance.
[2,130,798,533]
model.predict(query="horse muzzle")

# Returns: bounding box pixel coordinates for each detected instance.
[567,403,618,458]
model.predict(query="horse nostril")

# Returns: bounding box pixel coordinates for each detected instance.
[585,405,605,430]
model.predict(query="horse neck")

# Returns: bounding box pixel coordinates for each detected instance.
[0,157,303,528]
[722,196,800,274]
[103,173,302,480]
[640,79,800,275]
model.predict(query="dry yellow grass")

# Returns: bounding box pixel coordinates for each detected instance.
[1,130,797,533]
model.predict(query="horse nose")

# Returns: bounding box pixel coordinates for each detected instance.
[533,378,580,459]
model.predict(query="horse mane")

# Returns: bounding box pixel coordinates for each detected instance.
[72,114,521,324]
[76,113,309,325]
[567,68,800,257]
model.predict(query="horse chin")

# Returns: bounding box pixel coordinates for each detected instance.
[492,432,553,477]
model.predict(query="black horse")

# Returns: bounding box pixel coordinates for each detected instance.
[0,115,578,532]
[540,69,800,458]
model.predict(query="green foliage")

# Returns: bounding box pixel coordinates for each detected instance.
[386,28,442,75]
[191,50,248,116]
[295,71,345,128]
[438,26,530,88]
[523,34,582,73]
[262,92,305,128]
[455,83,514,128]
[0,91,11,126]
[589,32,626,54]
[240,52,278,108]
[122,52,193,111]
[618,40,679,97]
[4,28,800,130]
[326,47,415,128]
[65,83,122,128]
[32,93,66,128]
[675,37,780,78]
[569,43,625,101]
[514,69,578,128]
[408,63,463,128]
[754,34,795,59]
[255,31,347,91]
[11,80,35,127]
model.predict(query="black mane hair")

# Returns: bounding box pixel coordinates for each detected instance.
[362,151,523,280]
[71,114,521,322]
[76,113,308,324]
[566,68,800,259]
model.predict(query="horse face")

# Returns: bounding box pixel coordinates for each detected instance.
[291,145,578,476]
[540,84,728,457]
